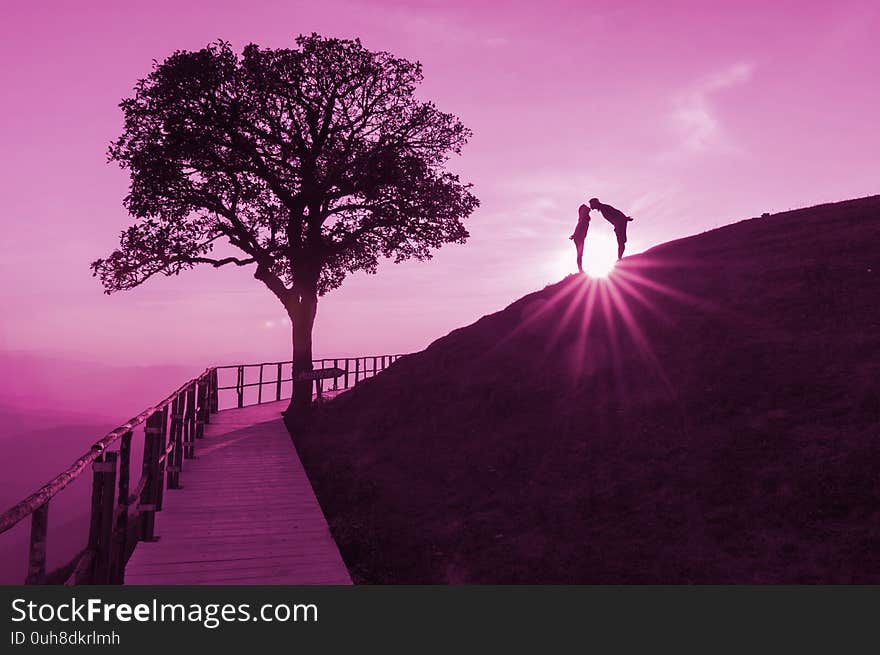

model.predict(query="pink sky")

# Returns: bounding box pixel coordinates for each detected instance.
[1,0,878,367]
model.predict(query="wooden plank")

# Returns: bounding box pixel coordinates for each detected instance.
[124,400,350,585]
[125,569,351,585]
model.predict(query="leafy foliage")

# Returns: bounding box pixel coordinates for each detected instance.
[93,34,479,301]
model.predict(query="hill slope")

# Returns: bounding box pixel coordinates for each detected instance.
[294,196,880,583]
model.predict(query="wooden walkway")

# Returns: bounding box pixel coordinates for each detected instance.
[124,401,351,585]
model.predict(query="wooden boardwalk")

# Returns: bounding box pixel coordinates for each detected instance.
[124,401,351,585]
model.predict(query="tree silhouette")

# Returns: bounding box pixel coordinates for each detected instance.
[93,34,479,412]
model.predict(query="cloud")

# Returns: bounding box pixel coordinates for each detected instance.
[483,36,509,48]
[484,172,606,233]
[392,9,509,49]
[672,62,754,154]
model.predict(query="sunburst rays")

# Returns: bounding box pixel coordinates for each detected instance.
[478,253,722,405]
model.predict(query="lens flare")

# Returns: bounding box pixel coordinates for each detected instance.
[582,245,618,278]
[491,251,714,399]
[556,232,620,278]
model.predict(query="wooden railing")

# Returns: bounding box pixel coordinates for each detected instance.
[0,354,403,585]
[217,355,405,408]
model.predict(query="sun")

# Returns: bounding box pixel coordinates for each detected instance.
[581,236,619,278]
[553,232,620,279]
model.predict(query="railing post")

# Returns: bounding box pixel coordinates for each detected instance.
[333,359,339,391]
[87,459,101,553]
[211,369,219,413]
[196,380,207,440]
[111,431,132,584]
[25,502,49,584]
[155,405,168,511]
[90,451,118,584]
[167,396,182,489]
[237,365,244,408]
[184,384,196,459]
[203,374,212,426]
[204,369,213,415]
[355,357,360,383]
[344,358,350,389]
[276,362,283,401]
[139,412,162,542]
[258,364,264,404]
[205,370,212,414]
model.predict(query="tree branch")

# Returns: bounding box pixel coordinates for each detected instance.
[188,256,256,267]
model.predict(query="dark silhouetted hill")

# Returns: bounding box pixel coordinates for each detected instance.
[294,195,880,583]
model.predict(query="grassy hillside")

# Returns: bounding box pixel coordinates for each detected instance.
[293,196,880,583]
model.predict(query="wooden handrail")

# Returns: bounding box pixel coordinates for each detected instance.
[214,355,407,392]
[0,352,406,584]
[0,374,206,536]
[211,355,407,371]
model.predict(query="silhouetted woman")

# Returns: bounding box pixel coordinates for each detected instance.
[570,204,591,273]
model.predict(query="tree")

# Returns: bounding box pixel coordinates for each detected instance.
[93,34,479,413]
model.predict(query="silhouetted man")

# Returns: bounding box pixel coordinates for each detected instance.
[589,197,634,260]
[569,204,591,273]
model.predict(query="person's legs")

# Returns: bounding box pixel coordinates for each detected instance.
[615,226,627,260]
[575,239,584,272]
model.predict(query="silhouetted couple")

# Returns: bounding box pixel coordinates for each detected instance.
[569,197,634,272]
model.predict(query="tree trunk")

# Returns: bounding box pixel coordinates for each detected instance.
[285,290,318,416]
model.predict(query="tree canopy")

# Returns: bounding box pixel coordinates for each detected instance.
[93,34,479,305]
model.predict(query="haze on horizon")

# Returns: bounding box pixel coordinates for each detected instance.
[1,0,878,368]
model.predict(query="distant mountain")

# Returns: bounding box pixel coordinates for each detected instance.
[0,352,201,421]
[295,195,880,583]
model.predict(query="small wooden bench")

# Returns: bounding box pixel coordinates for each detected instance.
[298,367,345,400]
